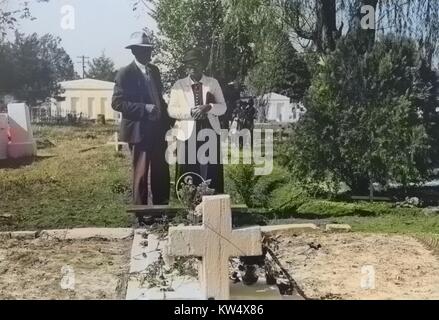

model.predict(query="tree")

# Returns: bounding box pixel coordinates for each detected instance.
[284,0,439,63]
[0,0,49,39]
[87,52,116,82]
[245,32,311,101]
[290,35,435,193]
[141,0,282,89]
[0,32,75,105]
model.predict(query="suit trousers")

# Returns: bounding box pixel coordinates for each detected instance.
[129,139,170,205]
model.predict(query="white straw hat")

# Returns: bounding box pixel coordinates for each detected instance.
[125,31,154,49]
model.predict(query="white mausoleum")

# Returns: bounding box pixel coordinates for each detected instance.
[259,92,306,123]
[53,79,120,121]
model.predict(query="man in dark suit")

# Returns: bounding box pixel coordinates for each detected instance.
[112,31,173,205]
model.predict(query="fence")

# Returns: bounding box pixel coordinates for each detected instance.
[30,107,113,125]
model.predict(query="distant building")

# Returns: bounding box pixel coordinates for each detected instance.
[258,92,306,123]
[52,79,120,122]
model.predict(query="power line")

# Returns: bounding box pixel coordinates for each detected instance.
[77,55,90,79]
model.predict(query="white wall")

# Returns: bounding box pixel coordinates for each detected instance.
[58,89,120,121]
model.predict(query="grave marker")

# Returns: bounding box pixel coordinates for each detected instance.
[7,103,36,159]
[0,113,8,160]
[168,195,262,300]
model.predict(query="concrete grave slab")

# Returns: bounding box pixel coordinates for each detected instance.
[261,224,320,235]
[10,231,37,240]
[39,228,134,240]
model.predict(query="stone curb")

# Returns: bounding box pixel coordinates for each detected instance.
[261,223,320,235]
[0,228,134,241]
[261,223,353,235]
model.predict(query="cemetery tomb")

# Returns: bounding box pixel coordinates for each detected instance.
[0,113,8,160]
[7,103,37,159]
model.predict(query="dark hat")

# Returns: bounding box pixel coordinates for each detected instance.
[125,31,154,49]
[182,48,206,64]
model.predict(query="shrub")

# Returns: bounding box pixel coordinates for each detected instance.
[290,35,436,194]
[226,164,286,208]
[268,182,309,217]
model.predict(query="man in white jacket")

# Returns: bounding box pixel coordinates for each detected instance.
[168,48,227,193]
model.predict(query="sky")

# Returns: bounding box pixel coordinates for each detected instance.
[14,0,158,74]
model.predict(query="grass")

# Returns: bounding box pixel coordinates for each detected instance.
[268,195,439,235]
[1,124,438,236]
[226,160,439,235]
[0,124,132,231]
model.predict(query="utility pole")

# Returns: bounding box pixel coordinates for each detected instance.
[77,55,90,79]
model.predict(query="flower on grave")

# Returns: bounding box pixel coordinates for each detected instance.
[177,179,215,212]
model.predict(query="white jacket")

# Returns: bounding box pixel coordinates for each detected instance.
[168,75,227,141]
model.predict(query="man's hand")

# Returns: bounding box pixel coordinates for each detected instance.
[191,106,206,120]
[145,104,155,113]
[198,104,212,114]
[148,105,161,121]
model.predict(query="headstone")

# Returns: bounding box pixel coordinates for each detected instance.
[0,113,8,160]
[168,195,262,300]
[7,103,37,159]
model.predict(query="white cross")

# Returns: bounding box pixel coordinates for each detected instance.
[168,195,262,300]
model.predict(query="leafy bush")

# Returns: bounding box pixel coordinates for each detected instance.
[226,164,286,208]
[268,182,309,217]
[289,35,436,193]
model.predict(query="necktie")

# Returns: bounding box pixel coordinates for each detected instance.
[145,66,161,121]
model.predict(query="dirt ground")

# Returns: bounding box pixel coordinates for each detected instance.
[276,233,439,300]
[0,238,131,300]
[1,232,438,300]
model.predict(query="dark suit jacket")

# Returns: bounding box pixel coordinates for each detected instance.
[112,61,173,145]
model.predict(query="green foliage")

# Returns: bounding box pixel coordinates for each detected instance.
[148,0,289,88]
[268,182,309,217]
[0,1,49,38]
[226,164,286,208]
[87,52,117,82]
[246,33,311,101]
[0,32,75,105]
[226,164,259,207]
[289,35,435,193]
[177,180,215,212]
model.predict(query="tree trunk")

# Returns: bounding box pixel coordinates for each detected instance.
[315,0,338,52]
